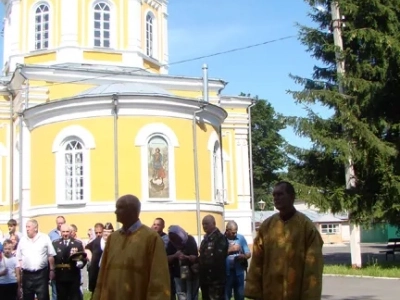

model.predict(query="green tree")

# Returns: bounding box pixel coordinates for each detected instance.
[243,93,287,210]
[286,0,400,225]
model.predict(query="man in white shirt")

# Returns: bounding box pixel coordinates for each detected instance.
[17,219,56,300]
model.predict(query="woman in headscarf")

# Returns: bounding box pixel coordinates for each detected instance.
[166,225,199,300]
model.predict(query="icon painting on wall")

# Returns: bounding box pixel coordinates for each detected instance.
[148,136,169,198]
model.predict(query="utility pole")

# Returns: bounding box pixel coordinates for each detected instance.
[330,1,362,268]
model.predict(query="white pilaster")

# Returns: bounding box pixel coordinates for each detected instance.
[20,123,31,232]
[235,129,251,210]
[160,3,169,73]
[8,0,22,64]
[60,0,79,47]
[127,0,142,51]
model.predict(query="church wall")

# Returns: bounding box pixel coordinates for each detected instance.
[47,83,96,101]
[29,115,220,207]
[82,51,123,63]
[24,52,57,64]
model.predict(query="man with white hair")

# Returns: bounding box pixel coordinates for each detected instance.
[16,219,56,300]
[53,223,86,300]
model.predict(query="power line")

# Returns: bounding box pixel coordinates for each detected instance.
[8,35,296,93]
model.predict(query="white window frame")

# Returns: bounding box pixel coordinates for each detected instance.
[31,2,51,51]
[0,143,7,204]
[91,0,115,48]
[144,10,158,60]
[320,223,340,234]
[52,125,95,206]
[208,132,230,203]
[135,123,178,202]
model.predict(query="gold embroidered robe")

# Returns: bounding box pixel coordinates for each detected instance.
[92,225,170,300]
[244,212,324,300]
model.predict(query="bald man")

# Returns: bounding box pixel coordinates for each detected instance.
[93,195,170,300]
[225,221,251,300]
[52,224,85,300]
[199,215,229,300]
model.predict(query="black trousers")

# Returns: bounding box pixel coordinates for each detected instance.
[22,268,49,300]
[56,279,81,300]
[200,282,225,300]
[0,282,18,300]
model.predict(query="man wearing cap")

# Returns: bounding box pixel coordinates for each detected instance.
[52,224,86,300]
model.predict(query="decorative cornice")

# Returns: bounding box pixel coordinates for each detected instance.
[23,94,228,131]
[143,0,161,10]
[219,95,253,109]
[15,65,227,94]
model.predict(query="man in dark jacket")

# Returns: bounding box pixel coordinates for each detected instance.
[52,224,86,300]
[199,215,229,300]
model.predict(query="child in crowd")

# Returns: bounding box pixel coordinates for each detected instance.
[0,239,20,299]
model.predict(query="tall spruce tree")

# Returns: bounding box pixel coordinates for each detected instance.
[286,0,400,226]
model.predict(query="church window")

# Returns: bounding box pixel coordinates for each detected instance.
[94,2,111,48]
[63,140,85,202]
[53,125,95,206]
[34,4,50,50]
[212,141,224,203]
[146,13,154,57]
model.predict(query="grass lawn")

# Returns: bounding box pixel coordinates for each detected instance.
[323,260,400,278]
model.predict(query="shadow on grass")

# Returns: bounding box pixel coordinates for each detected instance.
[323,296,380,300]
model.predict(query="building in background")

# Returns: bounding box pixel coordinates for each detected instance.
[254,202,350,244]
[0,0,254,243]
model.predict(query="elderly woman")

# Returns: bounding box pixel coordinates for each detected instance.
[166,225,199,300]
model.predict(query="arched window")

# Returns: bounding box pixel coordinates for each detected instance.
[64,140,84,202]
[213,141,224,202]
[53,125,95,205]
[147,136,169,199]
[135,123,179,202]
[146,13,154,57]
[34,4,50,50]
[208,132,229,203]
[94,2,111,48]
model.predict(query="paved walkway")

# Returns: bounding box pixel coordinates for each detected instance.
[323,276,399,300]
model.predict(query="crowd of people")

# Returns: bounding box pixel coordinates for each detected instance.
[0,181,325,300]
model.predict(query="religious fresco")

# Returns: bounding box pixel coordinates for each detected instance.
[148,136,169,198]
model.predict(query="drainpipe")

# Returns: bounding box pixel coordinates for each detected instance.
[193,64,209,245]
[9,91,14,219]
[218,124,226,226]
[18,81,29,228]
[112,94,120,230]
[248,99,257,237]
[193,107,204,246]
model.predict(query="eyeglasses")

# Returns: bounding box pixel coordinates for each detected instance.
[95,232,102,235]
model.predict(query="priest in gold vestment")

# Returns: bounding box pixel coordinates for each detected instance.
[92,195,170,300]
[245,181,324,300]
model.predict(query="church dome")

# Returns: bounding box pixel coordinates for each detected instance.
[77,82,173,97]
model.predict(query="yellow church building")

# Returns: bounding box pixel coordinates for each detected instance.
[0,0,254,244]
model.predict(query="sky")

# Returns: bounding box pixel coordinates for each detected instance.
[0,0,332,149]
